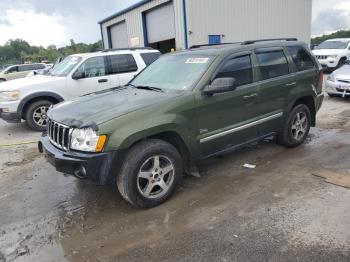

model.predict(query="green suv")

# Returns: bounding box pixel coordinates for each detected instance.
[39,39,324,208]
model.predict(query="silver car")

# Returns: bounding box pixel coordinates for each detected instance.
[325,61,350,97]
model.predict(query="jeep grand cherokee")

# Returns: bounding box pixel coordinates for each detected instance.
[39,38,324,208]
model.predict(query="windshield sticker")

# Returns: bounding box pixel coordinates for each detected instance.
[185,58,209,64]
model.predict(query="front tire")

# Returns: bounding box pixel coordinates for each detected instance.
[117,139,183,208]
[25,100,53,131]
[278,104,311,148]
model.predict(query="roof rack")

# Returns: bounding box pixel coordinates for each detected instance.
[102,47,154,52]
[189,42,241,49]
[241,38,298,45]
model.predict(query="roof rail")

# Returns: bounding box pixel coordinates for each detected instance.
[241,38,298,45]
[189,42,241,49]
[102,47,154,52]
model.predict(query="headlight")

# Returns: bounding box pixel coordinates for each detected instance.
[327,73,336,82]
[70,128,107,152]
[0,91,21,102]
[328,55,338,59]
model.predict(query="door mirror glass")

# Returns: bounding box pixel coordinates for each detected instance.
[72,70,85,80]
[203,77,236,95]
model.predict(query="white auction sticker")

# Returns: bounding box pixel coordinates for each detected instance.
[185,58,209,64]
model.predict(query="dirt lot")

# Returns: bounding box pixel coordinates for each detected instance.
[1,91,350,261]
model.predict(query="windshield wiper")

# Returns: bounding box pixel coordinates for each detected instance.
[128,83,164,92]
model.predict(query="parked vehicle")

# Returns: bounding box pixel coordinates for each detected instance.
[0,48,161,130]
[0,63,47,82]
[26,64,54,77]
[312,38,350,70]
[325,60,350,97]
[39,38,324,208]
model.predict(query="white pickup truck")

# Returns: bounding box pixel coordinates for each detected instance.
[0,48,161,130]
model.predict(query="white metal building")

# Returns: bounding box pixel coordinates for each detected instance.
[98,0,312,53]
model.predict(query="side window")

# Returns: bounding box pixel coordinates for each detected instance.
[36,64,46,70]
[140,52,161,66]
[7,66,18,73]
[286,46,316,72]
[76,57,106,78]
[256,51,289,80]
[109,54,138,74]
[216,55,253,87]
[19,64,33,72]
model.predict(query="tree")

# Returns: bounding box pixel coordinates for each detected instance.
[311,30,350,45]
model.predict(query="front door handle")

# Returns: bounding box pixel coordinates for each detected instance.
[243,93,258,100]
[98,79,108,83]
[286,82,297,87]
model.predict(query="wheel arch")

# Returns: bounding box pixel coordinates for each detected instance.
[126,130,194,171]
[19,92,64,119]
[290,96,316,126]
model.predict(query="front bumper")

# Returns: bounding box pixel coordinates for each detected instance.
[325,80,350,97]
[0,109,21,123]
[0,101,21,123]
[38,134,125,185]
[317,59,338,70]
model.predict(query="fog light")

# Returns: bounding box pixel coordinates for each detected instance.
[2,108,10,112]
[74,165,87,179]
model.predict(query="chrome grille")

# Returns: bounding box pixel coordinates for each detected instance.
[316,55,328,60]
[47,119,71,151]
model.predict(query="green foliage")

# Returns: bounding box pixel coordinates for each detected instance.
[0,39,103,65]
[311,30,350,45]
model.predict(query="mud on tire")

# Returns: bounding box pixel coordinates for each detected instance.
[117,139,183,208]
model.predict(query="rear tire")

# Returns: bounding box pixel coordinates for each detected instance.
[117,139,183,208]
[277,104,311,148]
[25,100,53,131]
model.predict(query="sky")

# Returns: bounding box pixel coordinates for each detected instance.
[0,0,349,47]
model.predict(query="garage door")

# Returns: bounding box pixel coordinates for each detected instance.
[110,21,128,48]
[145,3,175,44]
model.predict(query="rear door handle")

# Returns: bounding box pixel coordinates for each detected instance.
[243,93,258,100]
[98,79,108,83]
[286,82,297,87]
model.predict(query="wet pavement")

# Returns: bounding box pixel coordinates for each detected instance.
[0,95,350,262]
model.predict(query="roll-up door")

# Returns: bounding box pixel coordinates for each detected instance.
[145,3,175,44]
[109,21,128,48]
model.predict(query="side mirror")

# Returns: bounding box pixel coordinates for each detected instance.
[4,71,9,74]
[203,77,236,96]
[72,71,85,80]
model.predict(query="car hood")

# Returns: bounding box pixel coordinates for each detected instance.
[312,49,346,56]
[48,87,183,126]
[333,65,350,80]
[0,75,64,91]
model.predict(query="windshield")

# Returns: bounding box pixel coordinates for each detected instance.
[317,40,349,50]
[51,56,82,77]
[131,54,215,90]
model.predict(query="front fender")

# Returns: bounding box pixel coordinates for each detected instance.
[101,113,198,157]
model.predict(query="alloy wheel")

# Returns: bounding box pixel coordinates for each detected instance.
[137,155,175,199]
[291,112,308,141]
[33,106,49,127]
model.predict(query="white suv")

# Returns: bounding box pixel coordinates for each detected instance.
[0,48,161,130]
[312,38,350,70]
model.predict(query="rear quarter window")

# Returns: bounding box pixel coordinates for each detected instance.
[286,46,316,72]
[140,52,161,66]
[109,54,138,74]
[256,50,289,80]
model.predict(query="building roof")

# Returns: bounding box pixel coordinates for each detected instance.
[98,0,152,24]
